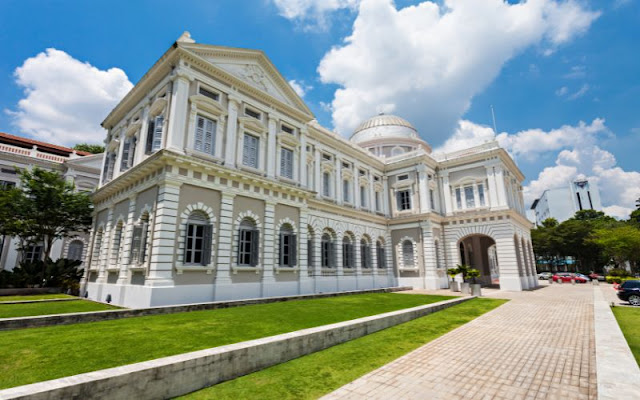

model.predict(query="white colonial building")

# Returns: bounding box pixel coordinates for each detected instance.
[83,33,535,308]
[0,132,103,271]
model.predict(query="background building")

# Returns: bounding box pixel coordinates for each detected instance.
[0,132,103,271]
[530,179,602,225]
[83,33,535,308]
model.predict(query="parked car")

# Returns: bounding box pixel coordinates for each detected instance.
[575,273,591,281]
[538,272,553,280]
[588,273,606,281]
[552,273,588,283]
[616,280,640,306]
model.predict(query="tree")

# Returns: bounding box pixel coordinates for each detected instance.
[591,225,640,273]
[73,143,104,154]
[0,168,93,281]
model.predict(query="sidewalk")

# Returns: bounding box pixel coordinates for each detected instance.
[323,284,597,400]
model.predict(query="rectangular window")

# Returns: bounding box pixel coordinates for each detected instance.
[307,239,313,267]
[24,245,43,263]
[464,186,475,208]
[120,136,137,171]
[455,188,462,209]
[199,87,219,102]
[397,190,411,211]
[195,116,217,156]
[184,224,212,265]
[429,189,435,211]
[360,186,366,208]
[279,233,297,267]
[0,180,16,190]
[281,124,294,134]
[377,245,386,269]
[322,153,332,161]
[280,147,294,179]
[323,172,331,197]
[238,228,259,266]
[145,116,164,154]
[242,133,259,168]
[245,107,261,120]
[398,174,409,181]
[343,243,354,268]
[343,180,350,202]
[478,184,485,206]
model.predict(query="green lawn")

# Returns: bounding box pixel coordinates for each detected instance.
[0,294,75,302]
[0,293,454,389]
[180,298,507,400]
[612,306,640,366]
[0,299,119,319]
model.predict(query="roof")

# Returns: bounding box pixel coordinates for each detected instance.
[0,132,92,157]
[353,114,417,135]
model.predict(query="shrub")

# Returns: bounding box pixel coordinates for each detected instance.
[608,268,631,277]
[606,276,636,284]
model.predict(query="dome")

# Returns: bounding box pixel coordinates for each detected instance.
[350,113,431,157]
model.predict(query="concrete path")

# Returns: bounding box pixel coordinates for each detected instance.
[323,283,598,400]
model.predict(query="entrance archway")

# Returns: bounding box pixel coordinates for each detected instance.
[457,234,499,287]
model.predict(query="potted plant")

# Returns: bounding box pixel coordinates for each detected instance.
[457,264,470,294]
[467,268,482,296]
[447,267,459,292]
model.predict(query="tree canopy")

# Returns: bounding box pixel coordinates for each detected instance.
[73,143,104,154]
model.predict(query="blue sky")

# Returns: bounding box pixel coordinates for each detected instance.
[0,0,638,217]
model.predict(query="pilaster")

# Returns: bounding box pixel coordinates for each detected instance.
[442,172,453,215]
[224,96,239,168]
[262,201,276,283]
[314,149,321,198]
[382,176,390,215]
[300,129,307,188]
[334,156,342,205]
[166,72,191,153]
[215,192,236,284]
[96,207,114,283]
[417,166,429,213]
[117,195,137,284]
[266,115,277,178]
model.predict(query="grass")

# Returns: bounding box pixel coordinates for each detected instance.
[180,298,507,400]
[0,299,119,319]
[612,306,640,366]
[0,294,75,302]
[0,293,454,389]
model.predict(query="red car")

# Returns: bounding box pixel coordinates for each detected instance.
[552,273,588,283]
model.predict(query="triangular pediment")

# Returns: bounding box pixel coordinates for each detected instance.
[179,44,314,118]
[66,153,104,170]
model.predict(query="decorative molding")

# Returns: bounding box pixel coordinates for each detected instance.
[175,203,217,274]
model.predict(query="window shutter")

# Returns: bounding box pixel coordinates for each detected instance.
[120,138,131,170]
[139,223,149,264]
[237,230,243,262]
[131,226,142,264]
[183,224,191,263]
[330,242,336,268]
[102,154,110,182]
[205,119,216,155]
[195,116,204,152]
[152,116,164,151]
[129,137,137,166]
[242,135,251,166]
[396,191,402,210]
[250,230,260,266]
[290,234,297,266]
[203,224,213,265]
[307,239,313,267]
[278,233,285,266]
[145,119,155,154]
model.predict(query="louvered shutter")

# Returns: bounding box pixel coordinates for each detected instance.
[278,233,285,266]
[242,135,251,166]
[152,116,163,151]
[237,230,243,262]
[280,149,286,177]
[290,234,297,266]
[183,224,191,263]
[131,226,142,264]
[145,120,155,154]
[120,138,131,170]
[330,242,336,268]
[205,119,216,155]
[250,230,259,266]
[307,239,313,267]
[139,223,149,263]
[202,224,213,265]
[129,137,137,166]
[102,154,109,182]
[195,117,204,152]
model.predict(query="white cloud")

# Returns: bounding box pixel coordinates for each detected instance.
[567,83,589,100]
[316,0,600,140]
[273,0,358,30]
[555,86,569,96]
[7,48,133,147]
[288,79,313,97]
[564,65,586,79]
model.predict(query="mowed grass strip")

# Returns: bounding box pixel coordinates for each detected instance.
[180,298,507,400]
[612,306,640,366]
[0,300,119,319]
[0,294,74,302]
[0,293,453,389]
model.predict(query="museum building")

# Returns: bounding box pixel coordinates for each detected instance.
[83,32,536,308]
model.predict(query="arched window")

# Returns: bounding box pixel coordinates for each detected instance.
[343,236,355,269]
[92,228,104,267]
[130,212,150,265]
[238,219,259,266]
[402,240,414,268]
[321,233,335,268]
[278,224,297,267]
[112,221,124,265]
[376,240,386,269]
[68,240,84,262]
[360,238,371,269]
[184,211,213,265]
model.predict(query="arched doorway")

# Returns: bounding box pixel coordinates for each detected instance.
[457,234,499,287]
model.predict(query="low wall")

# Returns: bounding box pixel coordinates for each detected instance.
[0,298,78,305]
[0,288,61,296]
[0,296,470,400]
[0,286,412,331]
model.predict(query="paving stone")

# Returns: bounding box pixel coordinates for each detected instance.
[323,284,597,400]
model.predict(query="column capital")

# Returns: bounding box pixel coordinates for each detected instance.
[227,93,241,105]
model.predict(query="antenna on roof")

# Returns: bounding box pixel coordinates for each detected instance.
[490,105,498,139]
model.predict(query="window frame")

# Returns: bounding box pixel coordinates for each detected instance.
[242,133,260,169]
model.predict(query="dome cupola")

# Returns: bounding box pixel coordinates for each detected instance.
[350,113,431,157]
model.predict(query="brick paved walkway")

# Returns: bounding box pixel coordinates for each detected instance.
[323,283,597,400]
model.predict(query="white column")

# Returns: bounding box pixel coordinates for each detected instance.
[494,166,508,207]
[113,132,126,177]
[146,182,181,287]
[382,176,390,215]
[136,105,150,163]
[335,157,342,204]
[369,174,375,212]
[353,164,360,209]
[473,183,480,209]
[486,166,499,209]
[117,195,137,284]
[224,96,239,168]
[300,130,307,188]
[442,173,453,215]
[215,193,236,286]
[422,224,439,289]
[97,207,114,283]
[266,116,277,178]
[314,149,321,198]
[166,73,191,153]
[417,167,429,213]
[262,202,276,293]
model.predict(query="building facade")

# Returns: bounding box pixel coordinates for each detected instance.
[530,179,602,225]
[83,33,535,308]
[0,132,103,271]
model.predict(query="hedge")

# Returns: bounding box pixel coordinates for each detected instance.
[605,276,638,284]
